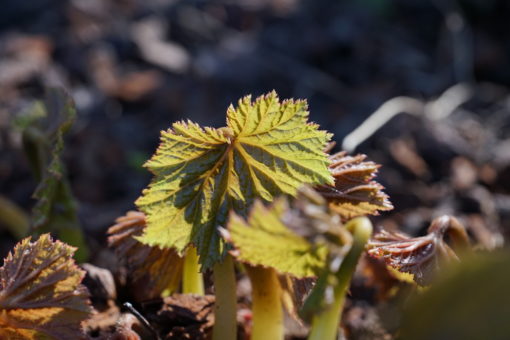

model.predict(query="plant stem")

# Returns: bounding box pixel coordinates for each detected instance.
[308,217,373,340]
[212,254,237,340]
[0,195,29,239]
[182,246,204,295]
[246,265,284,340]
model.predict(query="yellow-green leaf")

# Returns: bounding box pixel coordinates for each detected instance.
[136,91,333,268]
[0,234,91,339]
[229,198,328,278]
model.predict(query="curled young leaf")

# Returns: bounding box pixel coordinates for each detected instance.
[136,91,333,268]
[107,211,184,300]
[228,198,329,278]
[228,186,353,278]
[317,151,393,220]
[367,216,469,285]
[0,233,91,339]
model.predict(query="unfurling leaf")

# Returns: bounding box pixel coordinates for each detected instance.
[367,216,469,285]
[229,198,328,278]
[228,187,350,278]
[317,151,393,220]
[136,91,333,268]
[19,87,88,261]
[107,211,183,300]
[0,233,91,339]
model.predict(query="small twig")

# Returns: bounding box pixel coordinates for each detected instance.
[341,83,473,152]
[123,302,161,340]
[342,96,424,152]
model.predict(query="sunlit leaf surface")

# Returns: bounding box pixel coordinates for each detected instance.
[136,91,333,268]
[229,187,350,278]
[229,198,328,278]
[0,234,91,339]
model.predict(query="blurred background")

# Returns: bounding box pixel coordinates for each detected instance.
[1,0,510,259]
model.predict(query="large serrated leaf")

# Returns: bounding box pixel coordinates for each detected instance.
[0,234,91,339]
[229,198,328,278]
[136,91,333,268]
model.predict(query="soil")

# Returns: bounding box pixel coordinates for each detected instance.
[1,0,509,339]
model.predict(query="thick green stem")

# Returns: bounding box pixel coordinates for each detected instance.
[182,246,204,295]
[212,254,237,340]
[308,217,373,340]
[246,265,284,340]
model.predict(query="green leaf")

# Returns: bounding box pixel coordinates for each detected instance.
[229,198,328,278]
[20,88,88,262]
[136,91,333,268]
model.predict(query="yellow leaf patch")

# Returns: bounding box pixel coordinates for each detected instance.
[229,198,328,278]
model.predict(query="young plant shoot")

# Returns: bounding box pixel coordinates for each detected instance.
[227,186,383,340]
[134,91,335,339]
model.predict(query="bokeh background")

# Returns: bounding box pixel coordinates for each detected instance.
[1,0,510,260]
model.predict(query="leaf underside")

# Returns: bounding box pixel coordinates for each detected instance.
[0,234,91,339]
[317,151,393,220]
[136,91,333,268]
[107,211,183,299]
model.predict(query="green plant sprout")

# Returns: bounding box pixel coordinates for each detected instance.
[135,91,334,339]
[1,89,485,340]
[227,187,376,340]
[12,88,88,262]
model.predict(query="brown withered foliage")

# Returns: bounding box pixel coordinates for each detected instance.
[107,211,184,301]
[367,216,470,285]
[317,151,393,221]
[0,234,91,339]
[143,294,215,340]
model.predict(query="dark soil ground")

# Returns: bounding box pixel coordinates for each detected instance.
[1,0,510,339]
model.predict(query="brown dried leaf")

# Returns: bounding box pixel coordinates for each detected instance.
[142,294,215,340]
[107,211,184,300]
[317,151,393,220]
[0,233,91,339]
[367,216,469,285]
